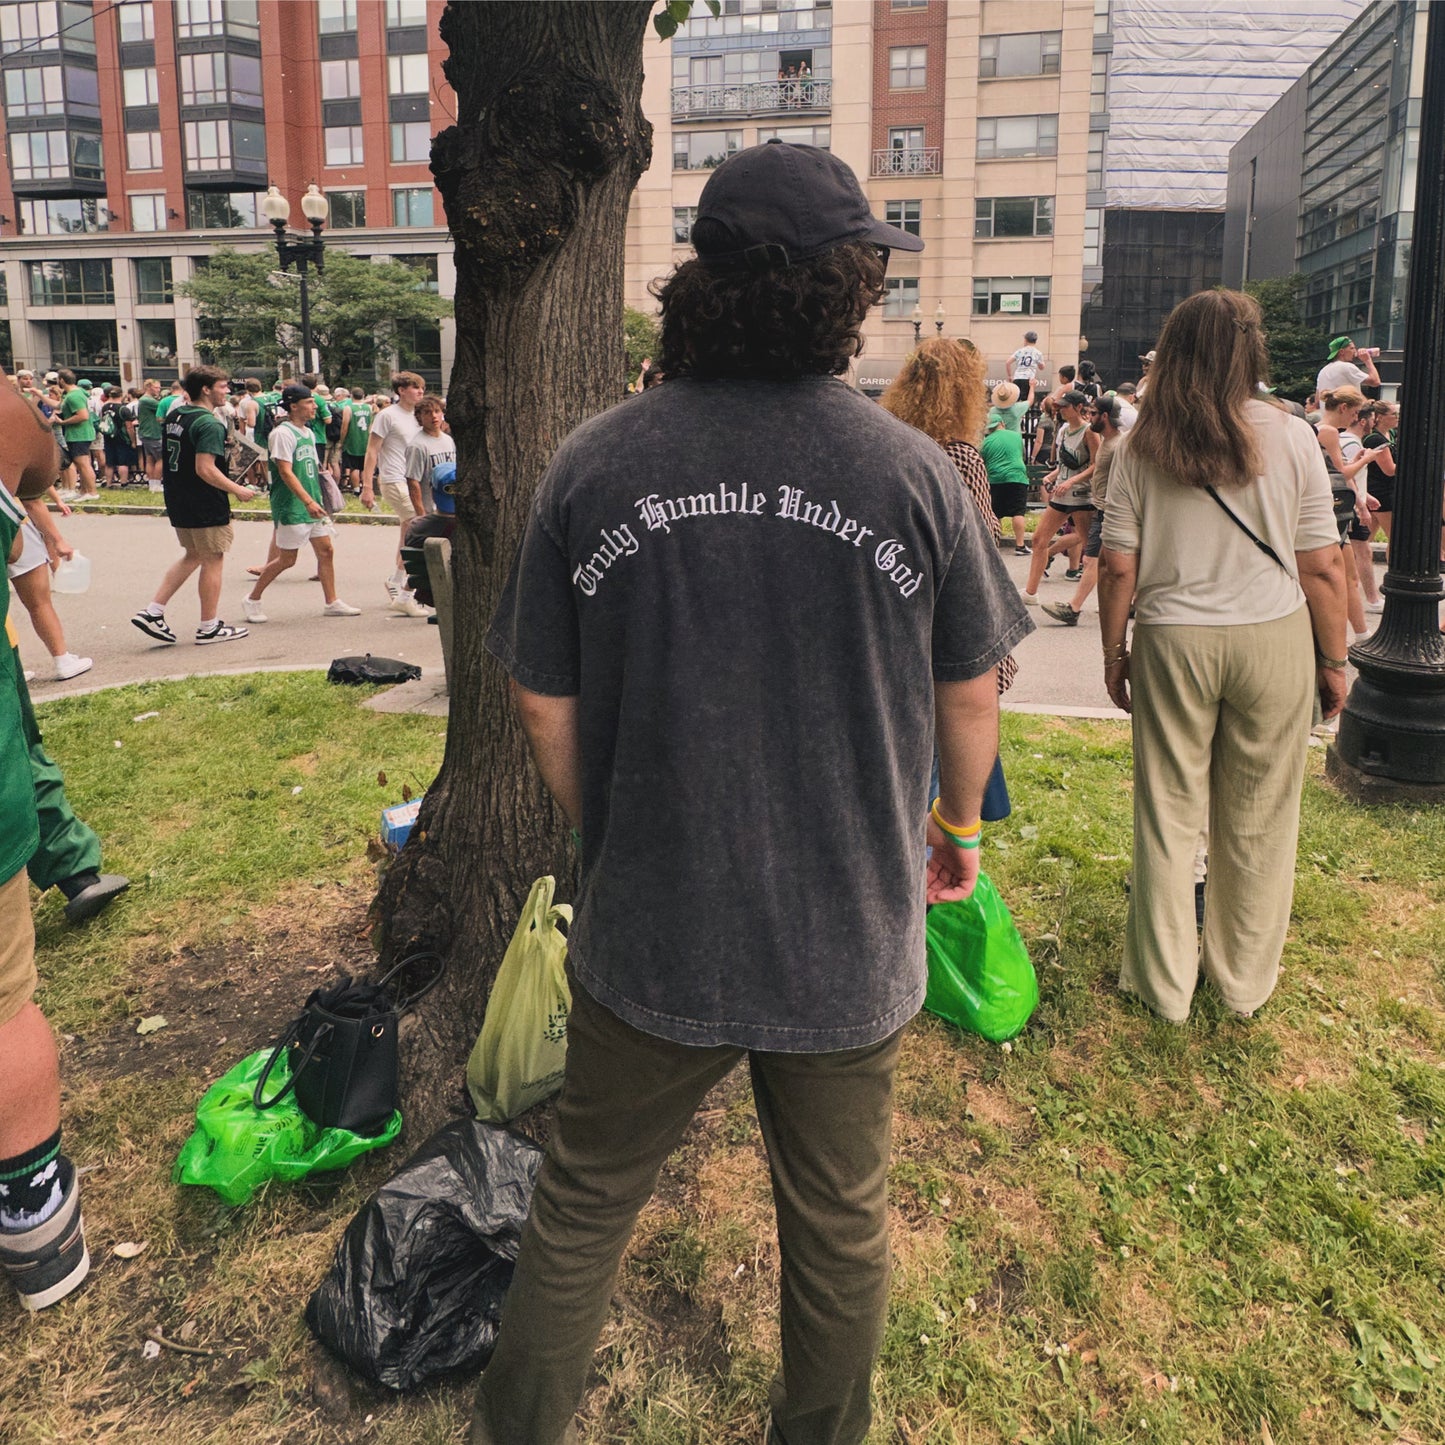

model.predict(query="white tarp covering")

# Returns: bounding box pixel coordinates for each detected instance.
[1106,0,1370,210]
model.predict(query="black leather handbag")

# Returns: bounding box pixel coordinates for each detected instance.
[253,953,443,1135]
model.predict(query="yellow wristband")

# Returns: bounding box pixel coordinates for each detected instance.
[931,799,981,843]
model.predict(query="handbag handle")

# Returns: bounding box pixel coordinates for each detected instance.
[375,950,447,1015]
[252,1015,332,1111]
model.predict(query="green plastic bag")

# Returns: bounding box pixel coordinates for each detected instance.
[924,872,1038,1042]
[467,875,572,1124]
[174,1048,401,1206]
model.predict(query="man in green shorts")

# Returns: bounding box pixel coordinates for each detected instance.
[242,385,360,622]
[131,366,256,646]
[339,386,372,493]
[0,479,91,1310]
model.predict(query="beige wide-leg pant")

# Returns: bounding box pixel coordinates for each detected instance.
[1120,606,1315,1021]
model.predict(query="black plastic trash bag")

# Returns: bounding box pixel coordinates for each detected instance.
[327,654,423,687]
[306,1118,543,1391]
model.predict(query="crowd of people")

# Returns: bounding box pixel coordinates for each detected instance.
[3,365,456,676]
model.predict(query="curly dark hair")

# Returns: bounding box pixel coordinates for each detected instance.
[650,240,887,380]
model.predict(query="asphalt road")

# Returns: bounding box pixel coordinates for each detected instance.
[18,509,1382,716]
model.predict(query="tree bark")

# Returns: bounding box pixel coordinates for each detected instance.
[372,1,654,1140]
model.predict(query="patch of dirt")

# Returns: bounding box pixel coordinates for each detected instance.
[67,891,377,1083]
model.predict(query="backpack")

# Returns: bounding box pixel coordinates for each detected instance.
[98,406,116,438]
[325,401,343,445]
[253,396,282,448]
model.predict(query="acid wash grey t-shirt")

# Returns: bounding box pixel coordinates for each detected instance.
[486,374,1033,1052]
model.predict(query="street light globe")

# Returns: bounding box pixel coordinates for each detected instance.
[301,184,329,225]
[934,303,946,325]
[910,303,922,324]
[261,185,290,226]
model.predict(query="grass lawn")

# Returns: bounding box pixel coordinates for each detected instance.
[2,675,1443,1444]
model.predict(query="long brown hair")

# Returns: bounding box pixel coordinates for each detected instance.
[1128,289,1271,490]
[878,337,987,446]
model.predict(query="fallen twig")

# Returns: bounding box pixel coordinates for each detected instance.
[147,1328,215,1358]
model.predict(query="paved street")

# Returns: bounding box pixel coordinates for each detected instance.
[19,509,1382,716]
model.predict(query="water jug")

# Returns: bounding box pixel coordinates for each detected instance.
[51,553,91,594]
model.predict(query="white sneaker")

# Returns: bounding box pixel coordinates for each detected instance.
[53,653,93,681]
[1019,589,1040,606]
[390,592,435,618]
[23,669,35,682]
[241,595,268,623]
[1363,599,1384,614]
[383,577,402,602]
[323,599,361,617]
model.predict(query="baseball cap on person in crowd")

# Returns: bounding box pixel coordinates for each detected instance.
[78,379,92,390]
[44,371,59,384]
[1139,350,1157,364]
[1327,335,1354,360]
[280,383,312,408]
[691,140,925,272]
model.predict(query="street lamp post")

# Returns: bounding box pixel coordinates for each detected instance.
[934,303,945,337]
[910,303,922,348]
[262,184,329,376]
[1330,5,1445,800]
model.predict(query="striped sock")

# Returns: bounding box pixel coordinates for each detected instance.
[0,1131,73,1231]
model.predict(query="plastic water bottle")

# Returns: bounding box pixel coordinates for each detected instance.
[52,553,91,594]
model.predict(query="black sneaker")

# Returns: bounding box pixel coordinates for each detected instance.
[1014,544,1031,557]
[195,621,248,645]
[1065,566,1084,581]
[131,611,176,644]
[0,1164,89,1311]
[59,873,130,924]
[1042,601,1081,626]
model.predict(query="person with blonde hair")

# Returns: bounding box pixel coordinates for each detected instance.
[1098,289,1348,1022]
[879,337,1022,818]
[1316,385,1387,637]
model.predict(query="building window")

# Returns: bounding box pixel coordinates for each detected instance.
[883,276,920,319]
[28,258,113,306]
[976,115,1058,160]
[328,189,366,227]
[874,127,937,175]
[392,187,434,226]
[1087,130,1105,190]
[318,0,356,34]
[673,129,742,171]
[390,122,430,163]
[17,196,106,235]
[175,0,258,39]
[1090,52,1108,113]
[395,319,442,375]
[386,0,427,27]
[118,1,154,42]
[140,319,176,367]
[178,52,261,108]
[122,66,158,108]
[889,125,924,151]
[4,66,61,117]
[756,125,829,148]
[185,189,264,228]
[672,205,696,244]
[130,193,166,231]
[892,0,928,8]
[9,129,100,181]
[972,276,1051,316]
[134,257,173,303]
[975,196,1053,239]
[1083,207,1102,267]
[978,32,1062,79]
[393,252,439,291]
[885,199,921,237]
[47,320,117,372]
[127,131,162,170]
[183,119,264,172]
[325,125,364,166]
[888,46,926,90]
[2,2,97,55]
[388,54,428,96]
[1094,0,1110,37]
[321,59,359,101]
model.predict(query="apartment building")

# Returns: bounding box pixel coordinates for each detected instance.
[0,0,454,387]
[626,0,1113,389]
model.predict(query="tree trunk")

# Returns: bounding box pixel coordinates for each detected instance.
[372,0,654,1140]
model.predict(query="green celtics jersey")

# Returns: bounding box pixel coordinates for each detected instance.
[341,401,372,458]
[267,421,323,527]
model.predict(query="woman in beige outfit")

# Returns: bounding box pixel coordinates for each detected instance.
[1097,290,1348,1022]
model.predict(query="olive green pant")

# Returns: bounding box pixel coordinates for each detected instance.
[470,978,905,1445]
[13,646,100,893]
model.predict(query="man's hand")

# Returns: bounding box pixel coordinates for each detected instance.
[234,485,257,503]
[1318,665,1347,720]
[1104,656,1131,713]
[305,498,327,519]
[926,817,980,903]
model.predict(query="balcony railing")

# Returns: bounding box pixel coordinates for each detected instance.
[671,79,831,118]
[872,147,942,177]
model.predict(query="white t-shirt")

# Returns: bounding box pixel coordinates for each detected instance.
[1009,346,1043,381]
[1103,400,1339,627]
[404,431,456,513]
[1115,401,1139,432]
[1316,359,1368,397]
[370,403,421,485]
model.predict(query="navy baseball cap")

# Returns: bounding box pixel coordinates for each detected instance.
[692,140,924,272]
[280,384,312,408]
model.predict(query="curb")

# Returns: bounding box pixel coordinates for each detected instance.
[50,502,398,526]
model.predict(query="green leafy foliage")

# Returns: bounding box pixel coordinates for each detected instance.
[654,0,718,39]
[1244,274,1331,403]
[625,304,661,386]
[179,245,452,386]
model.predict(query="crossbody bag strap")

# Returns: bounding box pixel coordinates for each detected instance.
[1203,485,1289,573]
